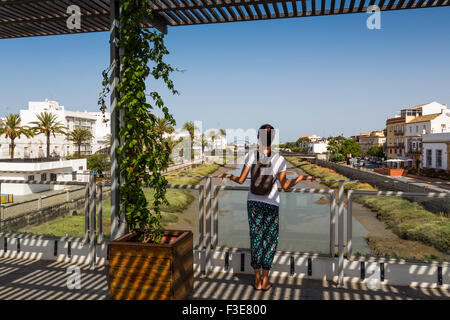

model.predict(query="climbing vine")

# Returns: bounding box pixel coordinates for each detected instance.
[100,0,177,243]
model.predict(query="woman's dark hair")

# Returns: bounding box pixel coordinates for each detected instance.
[258,123,275,147]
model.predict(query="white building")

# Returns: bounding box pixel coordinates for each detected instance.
[405,106,450,154]
[0,158,88,195]
[298,135,328,154]
[0,99,110,159]
[422,132,450,171]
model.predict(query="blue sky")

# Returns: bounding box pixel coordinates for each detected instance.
[1,7,449,142]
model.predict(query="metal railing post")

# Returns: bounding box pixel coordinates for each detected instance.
[329,190,336,257]
[337,180,345,288]
[96,184,103,244]
[38,196,42,210]
[0,205,3,232]
[198,185,204,250]
[347,190,353,258]
[204,176,212,275]
[83,181,90,244]
[212,186,219,248]
[0,182,2,232]
[89,174,96,268]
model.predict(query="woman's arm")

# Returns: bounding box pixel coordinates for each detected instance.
[278,171,314,191]
[218,165,250,185]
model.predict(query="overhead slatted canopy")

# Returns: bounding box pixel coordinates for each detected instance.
[1,0,449,39]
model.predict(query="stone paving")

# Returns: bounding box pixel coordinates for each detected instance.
[0,257,448,300]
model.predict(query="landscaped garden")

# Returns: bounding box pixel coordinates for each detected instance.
[20,163,220,239]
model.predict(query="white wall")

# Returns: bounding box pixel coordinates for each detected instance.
[0,159,87,195]
[421,102,447,116]
[422,143,448,170]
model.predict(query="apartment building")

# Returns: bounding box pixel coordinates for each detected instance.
[405,109,450,168]
[386,102,447,160]
[0,100,111,159]
[357,130,386,155]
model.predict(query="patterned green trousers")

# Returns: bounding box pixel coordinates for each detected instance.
[247,200,279,270]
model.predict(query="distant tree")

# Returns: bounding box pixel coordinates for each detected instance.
[340,139,363,158]
[31,112,67,158]
[66,127,93,157]
[182,121,198,160]
[327,137,340,154]
[327,136,347,155]
[198,133,208,154]
[1,114,34,159]
[330,153,346,163]
[209,131,218,150]
[219,128,226,137]
[368,146,385,158]
[296,137,311,146]
[87,153,110,172]
[155,117,175,140]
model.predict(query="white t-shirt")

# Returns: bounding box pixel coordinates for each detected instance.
[244,150,287,207]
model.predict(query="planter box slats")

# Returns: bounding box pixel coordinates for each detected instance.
[109,255,171,268]
[108,230,193,300]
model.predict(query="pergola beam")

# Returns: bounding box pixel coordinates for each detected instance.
[2,0,449,38]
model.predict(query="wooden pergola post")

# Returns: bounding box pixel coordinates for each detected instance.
[109,0,126,240]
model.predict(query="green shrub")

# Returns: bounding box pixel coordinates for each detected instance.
[329,153,346,163]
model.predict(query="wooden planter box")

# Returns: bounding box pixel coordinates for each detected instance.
[108,230,193,300]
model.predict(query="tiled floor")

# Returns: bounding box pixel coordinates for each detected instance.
[0,257,448,300]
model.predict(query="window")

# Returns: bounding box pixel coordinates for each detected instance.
[40,173,47,181]
[27,175,35,181]
[436,150,442,168]
[426,150,432,167]
[72,171,77,181]
[416,126,418,133]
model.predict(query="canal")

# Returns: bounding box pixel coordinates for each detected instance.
[215,161,371,255]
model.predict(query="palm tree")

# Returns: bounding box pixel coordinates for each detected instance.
[155,117,175,140]
[182,121,198,160]
[66,127,94,157]
[1,114,34,159]
[30,112,67,158]
[209,131,218,150]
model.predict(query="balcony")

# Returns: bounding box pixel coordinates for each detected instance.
[394,130,404,135]
[0,176,448,301]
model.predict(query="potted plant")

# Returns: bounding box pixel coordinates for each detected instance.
[101,1,192,300]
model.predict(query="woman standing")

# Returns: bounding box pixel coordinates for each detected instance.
[218,124,314,291]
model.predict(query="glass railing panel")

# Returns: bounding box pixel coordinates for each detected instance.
[350,193,450,262]
[216,189,332,254]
